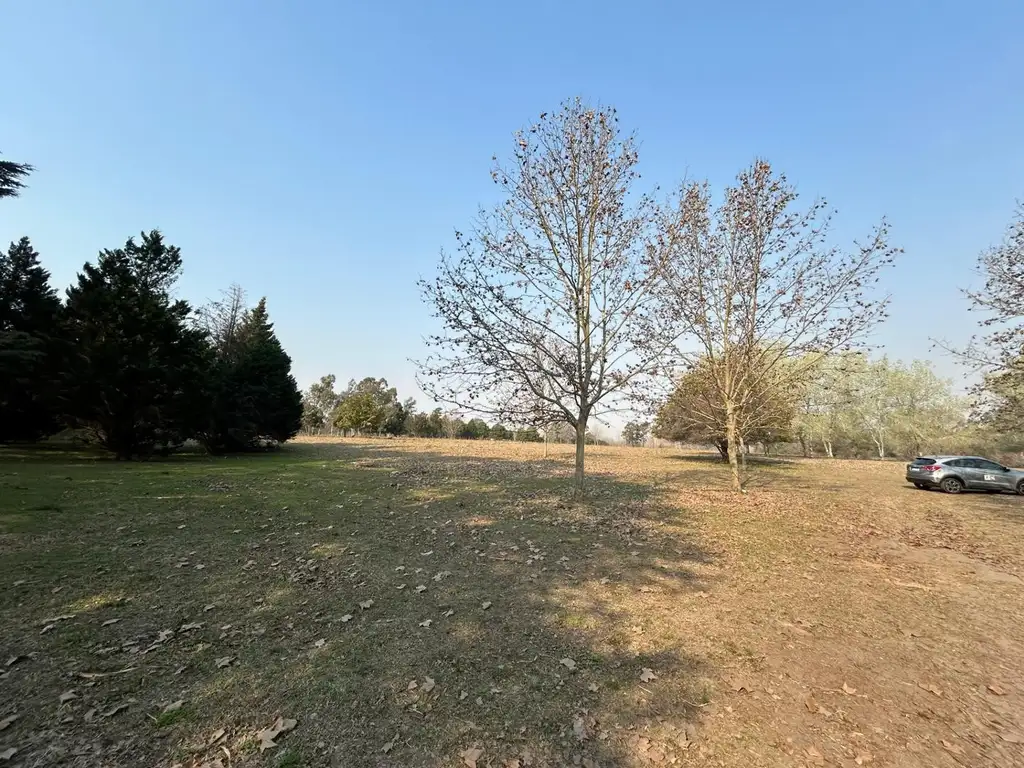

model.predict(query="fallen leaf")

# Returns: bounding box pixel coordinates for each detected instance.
[804,693,819,712]
[419,619,433,628]
[0,715,18,731]
[4,656,23,668]
[0,748,17,761]
[640,667,657,682]
[461,746,484,767]
[359,600,374,610]
[459,691,468,700]
[214,656,234,669]
[180,622,204,632]
[204,604,216,612]
[156,629,174,642]
[804,745,825,765]
[102,702,129,718]
[163,699,185,713]
[382,732,399,753]
[481,601,492,610]
[573,716,589,741]
[40,623,56,634]
[842,682,857,695]
[730,677,752,693]
[988,683,1007,695]
[415,585,427,593]
[588,683,600,692]
[206,728,227,746]
[855,752,873,765]
[257,716,297,752]
[560,658,577,671]
[313,639,326,648]
[505,760,522,768]
[101,619,121,627]
[340,614,353,623]
[59,690,78,704]
[77,666,136,680]
[422,677,436,693]
[408,680,418,691]
[941,739,964,755]
[442,609,455,617]
[83,708,96,722]
[918,683,942,697]
[42,614,76,624]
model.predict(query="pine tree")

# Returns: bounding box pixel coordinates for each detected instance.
[199,295,302,452]
[0,237,64,440]
[0,154,33,199]
[62,231,211,458]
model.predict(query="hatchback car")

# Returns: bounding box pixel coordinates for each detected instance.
[906,456,1024,495]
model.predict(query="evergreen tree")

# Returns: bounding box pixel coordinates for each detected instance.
[1,153,33,199]
[199,295,302,452]
[63,231,211,458]
[0,237,63,440]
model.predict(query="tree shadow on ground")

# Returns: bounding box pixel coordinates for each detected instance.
[0,441,718,767]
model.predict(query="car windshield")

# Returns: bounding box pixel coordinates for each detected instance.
[911,457,937,466]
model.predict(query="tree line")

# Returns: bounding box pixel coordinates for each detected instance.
[299,374,610,444]
[2,158,302,458]
[418,98,1022,493]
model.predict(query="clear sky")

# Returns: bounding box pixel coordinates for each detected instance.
[2,0,1022,410]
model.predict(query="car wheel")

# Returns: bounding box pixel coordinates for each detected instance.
[941,477,964,494]
[1017,480,1024,496]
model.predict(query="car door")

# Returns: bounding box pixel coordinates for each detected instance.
[974,459,1014,491]
[954,459,988,489]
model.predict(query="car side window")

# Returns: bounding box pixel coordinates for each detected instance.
[976,460,1003,471]
[945,459,965,468]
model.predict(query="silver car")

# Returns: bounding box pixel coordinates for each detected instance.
[906,456,1024,495]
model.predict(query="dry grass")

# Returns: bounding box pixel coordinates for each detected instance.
[1,437,1022,767]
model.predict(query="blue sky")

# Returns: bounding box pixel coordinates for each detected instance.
[2,0,1022,409]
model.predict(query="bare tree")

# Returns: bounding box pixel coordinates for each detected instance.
[198,284,248,353]
[660,160,898,489]
[960,202,1024,374]
[948,203,1024,435]
[418,99,674,497]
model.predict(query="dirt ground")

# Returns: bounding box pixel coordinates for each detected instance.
[1,438,1022,767]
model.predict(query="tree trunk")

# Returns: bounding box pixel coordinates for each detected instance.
[799,434,808,458]
[573,412,589,500]
[725,402,742,491]
[824,440,834,458]
[716,439,729,461]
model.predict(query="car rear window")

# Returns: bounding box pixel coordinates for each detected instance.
[911,457,937,466]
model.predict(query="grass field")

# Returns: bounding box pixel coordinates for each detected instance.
[1,438,1022,767]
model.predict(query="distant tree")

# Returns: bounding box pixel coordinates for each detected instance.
[333,378,401,435]
[621,420,649,447]
[951,203,1024,435]
[62,231,211,458]
[660,160,898,488]
[441,414,466,439]
[515,427,543,443]
[197,289,302,452]
[0,237,63,441]
[381,397,414,436]
[653,357,797,460]
[489,423,511,440]
[462,418,490,439]
[418,99,677,498]
[302,374,340,432]
[979,358,1024,441]
[0,153,33,199]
